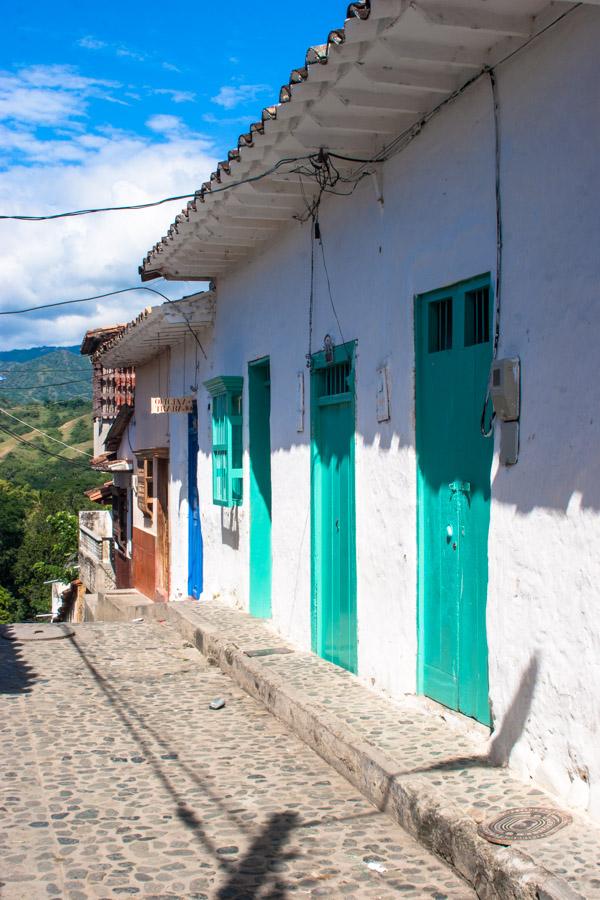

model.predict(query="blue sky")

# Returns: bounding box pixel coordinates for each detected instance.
[0,0,350,349]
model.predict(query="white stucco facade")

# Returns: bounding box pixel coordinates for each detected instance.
[111,8,600,821]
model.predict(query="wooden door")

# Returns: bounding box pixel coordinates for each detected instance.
[415,275,493,724]
[156,457,169,601]
[188,405,203,599]
[311,342,357,674]
[249,358,272,618]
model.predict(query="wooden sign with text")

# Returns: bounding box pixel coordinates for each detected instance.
[151,396,194,414]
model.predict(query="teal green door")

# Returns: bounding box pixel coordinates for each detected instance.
[311,342,357,673]
[415,275,493,725]
[249,358,272,617]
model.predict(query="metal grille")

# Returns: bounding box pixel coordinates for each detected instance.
[321,361,351,397]
[465,287,490,346]
[428,298,453,353]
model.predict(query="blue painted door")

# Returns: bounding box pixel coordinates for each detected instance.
[188,403,203,599]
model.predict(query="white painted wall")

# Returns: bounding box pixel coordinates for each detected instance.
[164,8,600,820]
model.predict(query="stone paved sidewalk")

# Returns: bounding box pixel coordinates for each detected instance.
[173,599,600,899]
[0,621,475,899]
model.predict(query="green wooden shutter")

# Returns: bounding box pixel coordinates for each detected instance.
[204,376,244,507]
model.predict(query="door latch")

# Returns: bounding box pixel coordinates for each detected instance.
[449,480,471,497]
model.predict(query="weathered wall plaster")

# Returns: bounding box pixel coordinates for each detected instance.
[163,8,600,820]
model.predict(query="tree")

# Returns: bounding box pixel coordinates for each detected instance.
[0,585,21,624]
[14,508,79,620]
[0,479,32,596]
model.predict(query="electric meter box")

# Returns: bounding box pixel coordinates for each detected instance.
[490,357,520,422]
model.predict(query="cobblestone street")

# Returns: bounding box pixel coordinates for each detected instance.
[0,622,474,899]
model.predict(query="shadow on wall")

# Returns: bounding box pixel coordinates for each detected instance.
[0,630,38,695]
[221,506,240,550]
[393,652,540,779]
[488,652,540,766]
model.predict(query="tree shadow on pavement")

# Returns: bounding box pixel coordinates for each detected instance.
[66,632,305,890]
[216,811,299,899]
[0,630,38,694]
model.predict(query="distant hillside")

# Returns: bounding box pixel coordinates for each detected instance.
[0,398,100,499]
[0,345,80,363]
[0,348,91,404]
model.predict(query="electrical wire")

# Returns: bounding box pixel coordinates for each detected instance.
[0,285,176,316]
[306,220,316,369]
[0,155,315,222]
[0,405,93,456]
[0,378,90,391]
[0,7,580,229]
[0,422,92,469]
[480,67,503,439]
[0,283,208,363]
[0,377,90,390]
[318,226,351,361]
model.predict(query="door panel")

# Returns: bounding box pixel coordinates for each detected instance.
[188,404,203,599]
[156,457,169,602]
[416,276,493,725]
[249,358,272,618]
[311,343,357,673]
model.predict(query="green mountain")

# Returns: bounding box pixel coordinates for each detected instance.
[0,345,80,363]
[0,348,91,404]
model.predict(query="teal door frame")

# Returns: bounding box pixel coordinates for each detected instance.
[415,273,493,725]
[310,341,357,673]
[248,357,272,618]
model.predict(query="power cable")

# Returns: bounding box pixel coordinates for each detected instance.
[0,285,175,316]
[0,283,208,362]
[0,422,92,469]
[0,155,315,222]
[0,405,92,456]
[317,224,351,362]
[0,6,580,230]
[0,377,90,390]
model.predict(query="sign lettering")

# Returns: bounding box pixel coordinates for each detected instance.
[151,396,194,414]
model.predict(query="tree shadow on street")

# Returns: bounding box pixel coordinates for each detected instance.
[0,628,38,694]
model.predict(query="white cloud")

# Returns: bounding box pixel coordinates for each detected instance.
[211,83,271,110]
[202,112,251,127]
[0,65,123,129]
[153,88,196,104]
[0,127,216,349]
[145,114,186,136]
[0,87,84,126]
[78,36,107,50]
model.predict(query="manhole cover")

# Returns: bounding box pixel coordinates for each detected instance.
[0,624,75,642]
[478,807,572,844]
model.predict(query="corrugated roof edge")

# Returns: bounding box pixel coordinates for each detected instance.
[139,0,371,281]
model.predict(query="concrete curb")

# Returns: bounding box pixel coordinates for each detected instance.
[100,597,583,900]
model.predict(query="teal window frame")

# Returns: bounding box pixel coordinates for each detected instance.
[204,375,243,507]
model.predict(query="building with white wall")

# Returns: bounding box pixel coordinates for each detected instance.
[94,0,600,822]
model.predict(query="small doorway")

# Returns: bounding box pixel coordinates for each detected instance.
[188,403,203,599]
[156,456,170,602]
[249,357,272,618]
[415,274,493,724]
[311,341,357,673]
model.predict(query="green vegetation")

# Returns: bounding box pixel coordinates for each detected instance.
[0,352,104,620]
[0,347,91,404]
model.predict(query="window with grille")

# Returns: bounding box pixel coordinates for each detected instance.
[204,376,243,507]
[465,287,490,346]
[428,298,453,353]
[320,360,351,399]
